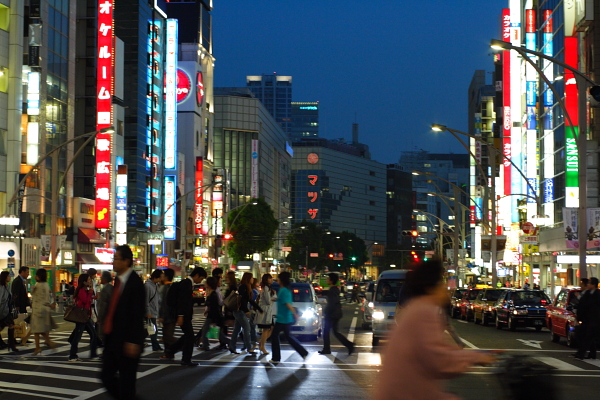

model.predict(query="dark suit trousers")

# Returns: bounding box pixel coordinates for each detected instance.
[100,334,140,400]
[322,317,353,352]
[162,322,176,352]
[577,324,600,358]
[169,319,193,362]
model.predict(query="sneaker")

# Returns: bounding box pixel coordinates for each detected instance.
[89,357,101,361]
[68,358,82,362]
[268,359,280,364]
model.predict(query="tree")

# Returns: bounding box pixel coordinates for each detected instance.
[227,198,278,264]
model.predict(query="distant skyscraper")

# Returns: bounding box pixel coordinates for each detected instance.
[290,102,319,140]
[246,74,292,134]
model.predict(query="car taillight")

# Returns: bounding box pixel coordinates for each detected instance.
[541,300,547,305]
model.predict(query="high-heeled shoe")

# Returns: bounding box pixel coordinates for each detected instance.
[260,347,270,355]
[32,348,42,356]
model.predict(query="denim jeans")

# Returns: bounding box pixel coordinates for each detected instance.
[146,318,161,350]
[270,322,308,361]
[70,318,97,359]
[230,310,251,351]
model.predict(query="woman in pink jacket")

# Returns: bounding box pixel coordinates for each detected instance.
[375,260,494,400]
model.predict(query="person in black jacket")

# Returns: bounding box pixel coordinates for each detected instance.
[100,245,146,399]
[197,277,228,350]
[12,267,31,345]
[162,267,207,366]
[574,277,600,360]
[229,272,262,354]
[319,273,354,355]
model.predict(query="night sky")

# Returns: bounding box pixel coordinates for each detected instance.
[213,1,506,164]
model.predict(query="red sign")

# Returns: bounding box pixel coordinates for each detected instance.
[502,8,511,196]
[176,69,191,103]
[522,222,534,234]
[307,153,319,164]
[526,9,535,34]
[95,0,114,229]
[564,37,579,127]
[196,72,204,106]
[194,157,203,235]
[156,256,169,267]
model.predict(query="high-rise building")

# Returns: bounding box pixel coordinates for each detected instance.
[290,102,319,140]
[246,74,292,134]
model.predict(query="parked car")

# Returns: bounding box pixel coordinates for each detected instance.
[472,288,506,325]
[371,270,408,346]
[312,282,323,295]
[192,284,206,306]
[546,287,582,347]
[495,289,551,331]
[271,282,323,341]
[449,288,468,318]
[459,289,482,321]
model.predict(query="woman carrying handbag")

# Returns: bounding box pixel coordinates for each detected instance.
[30,269,57,355]
[68,274,98,361]
[0,271,18,352]
[254,274,276,355]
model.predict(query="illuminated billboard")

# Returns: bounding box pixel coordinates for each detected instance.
[564,37,579,208]
[165,19,178,170]
[194,157,203,235]
[116,165,128,245]
[164,175,176,240]
[501,8,511,196]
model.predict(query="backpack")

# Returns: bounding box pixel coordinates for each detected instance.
[166,281,181,308]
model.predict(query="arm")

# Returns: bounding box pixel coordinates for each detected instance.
[144,283,151,317]
[245,287,263,313]
[177,280,192,319]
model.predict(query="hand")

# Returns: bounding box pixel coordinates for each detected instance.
[123,342,141,358]
[176,316,184,327]
[146,314,152,319]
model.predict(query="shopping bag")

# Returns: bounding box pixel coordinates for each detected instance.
[146,319,156,335]
[207,325,220,339]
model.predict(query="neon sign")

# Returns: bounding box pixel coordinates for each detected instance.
[176,69,191,103]
[165,19,177,170]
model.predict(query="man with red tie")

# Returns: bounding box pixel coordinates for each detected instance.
[100,245,146,399]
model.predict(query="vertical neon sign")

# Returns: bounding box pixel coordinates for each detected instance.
[194,157,203,235]
[564,37,579,208]
[502,8,511,196]
[116,165,128,245]
[165,19,178,170]
[525,9,538,217]
[96,0,114,229]
[164,175,176,240]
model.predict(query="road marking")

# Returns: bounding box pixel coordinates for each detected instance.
[457,320,468,324]
[517,339,543,349]
[0,381,86,397]
[357,352,381,365]
[306,352,337,364]
[354,311,358,314]
[460,338,479,349]
[0,388,66,399]
[583,359,600,368]
[347,317,357,342]
[534,357,584,371]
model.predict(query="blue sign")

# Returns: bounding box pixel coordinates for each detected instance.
[7,249,14,257]
[527,178,538,204]
[252,151,258,159]
[543,178,554,203]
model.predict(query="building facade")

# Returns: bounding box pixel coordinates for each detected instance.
[246,73,292,135]
[290,101,319,140]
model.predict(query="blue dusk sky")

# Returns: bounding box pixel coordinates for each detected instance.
[213,1,506,164]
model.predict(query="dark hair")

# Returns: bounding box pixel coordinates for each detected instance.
[278,271,291,287]
[163,268,175,281]
[18,267,29,274]
[74,274,90,299]
[226,271,237,289]
[240,272,253,294]
[87,268,97,277]
[0,271,9,286]
[190,267,207,279]
[581,278,589,287]
[404,259,444,299]
[115,245,133,266]
[212,268,223,277]
[591,277,599,287]
[260,274,272,290]
[151,269,163,280]
[206,276,217,291]
[36,268,47,282]
[328,273,339,285]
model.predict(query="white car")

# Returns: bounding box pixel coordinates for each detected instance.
[272,282,323,341]
[371,270,407,346]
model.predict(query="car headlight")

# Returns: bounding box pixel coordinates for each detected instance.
[368,302,374,308]
[372,310,385,320]
[302,310,315,319]
[513,310,527,315]
[488,306,494,311]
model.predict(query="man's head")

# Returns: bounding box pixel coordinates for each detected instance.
[581,278,590,288]
[100,271,112,285]
[190,267,207,284]
[18,267,29,279]
[212,267,223,278]
[327,273,339,286]
[382,284,391,295]
[162,268,175,283]
[87,268,97,282]
[113,245,134,274]
[150,269,163,283]
[589,277,599,290]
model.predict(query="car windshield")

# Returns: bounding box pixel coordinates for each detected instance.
[509,291,550,305]
[466,290,480,300]
[375,279,403,303]
[291,287,312,302]
[568,292,581,306]
[453,289,467,299]
[484,290,503,301]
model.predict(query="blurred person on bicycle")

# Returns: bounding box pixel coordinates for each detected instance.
[375,259,494,400]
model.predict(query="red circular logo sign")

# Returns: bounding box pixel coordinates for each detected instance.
[522,222,534,234]
[197,72,204,106]
[307,153,319,164]
[176,69,191,103]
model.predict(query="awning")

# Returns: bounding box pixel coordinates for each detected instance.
[0,242,19,260]
[77,253,101,264]
[78,228,106,244]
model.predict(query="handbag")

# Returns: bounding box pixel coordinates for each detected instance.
[146,319,156,335]
[64,305,90,324]
[223,290,241,311]
[207,325,220,339]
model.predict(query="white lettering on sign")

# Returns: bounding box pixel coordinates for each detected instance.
[97,138,110,152]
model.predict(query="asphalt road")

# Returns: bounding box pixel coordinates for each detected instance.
[1,301,598,399]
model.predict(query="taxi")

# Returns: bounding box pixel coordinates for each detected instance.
[494,289,550,331]
[472,288,506,325]
[459,288,481,321]
[449,288,467,318]
[546,287,582,347]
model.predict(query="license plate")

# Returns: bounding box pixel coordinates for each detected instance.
[535,320,543,326]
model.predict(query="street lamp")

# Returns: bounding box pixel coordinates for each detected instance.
[490,38,596,279]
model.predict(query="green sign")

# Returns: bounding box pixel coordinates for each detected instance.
[565,126,579,188]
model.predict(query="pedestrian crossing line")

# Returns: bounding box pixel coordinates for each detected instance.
[9,360,102,372]
[534,357,585,371]
[305,352,338,364]
[0,367,101,382]
[0,388,68,400]
[72,366,169,400]
[347,317,357,342]
[583,359,600,368]
[0,381,87,397]
[356,352,381,366]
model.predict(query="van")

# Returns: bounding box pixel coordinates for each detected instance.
[371,269,408,346]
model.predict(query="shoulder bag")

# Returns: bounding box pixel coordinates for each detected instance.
[223,290,241,311]
[64,292,90,324]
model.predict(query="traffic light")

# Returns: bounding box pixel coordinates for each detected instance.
[351,256,357,261]
[223,233,233,240]
[411,230,418,237]
[411,251,419,262]
[402,230,419,237]
[328,253,334,259]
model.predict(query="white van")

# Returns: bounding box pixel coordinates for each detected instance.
[371,269,408,346]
